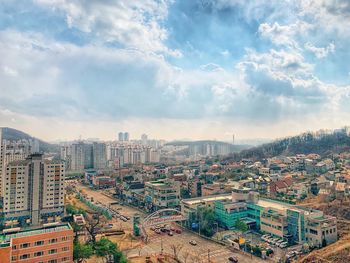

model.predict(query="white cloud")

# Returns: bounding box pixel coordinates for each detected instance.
[304,42,335,58]
[34,0,180,56]
[258,21,312,49]
[2,66,18,77]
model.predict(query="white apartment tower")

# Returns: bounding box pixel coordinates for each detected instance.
[0,129,32,196]
[2,154,65,226]
[70,142,84,172]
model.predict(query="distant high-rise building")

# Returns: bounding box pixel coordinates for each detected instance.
[83,143,93,169]
[93,142,107,169]
[3,153,65,226]
[232,134,235,145]
[124,132,129,141]
[141,134,148,145]
[70,142,84,172]
[118,132,124,141]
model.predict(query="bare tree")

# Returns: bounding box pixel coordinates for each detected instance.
[182,251,190,263]
[170,244,184,261]
[85,212,105,244]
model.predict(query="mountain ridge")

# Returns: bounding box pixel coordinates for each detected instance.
[0,127,59,153]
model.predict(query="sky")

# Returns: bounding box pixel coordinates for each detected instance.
[0,0,350,142]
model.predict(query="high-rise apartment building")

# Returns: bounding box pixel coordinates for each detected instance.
[92,142,107,169]
[61,142,107,172]
[124,132,129,141]
[70,142,84,172]
[2,154,65,226]
[118,132,124,141]
[0,129,32,197]
[83,143,93,169]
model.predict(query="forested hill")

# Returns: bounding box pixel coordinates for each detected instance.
[1,127,59,153]
[235,129,350,160]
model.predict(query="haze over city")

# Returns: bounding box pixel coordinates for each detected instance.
[2,1,350,263]
[1,1,350,142]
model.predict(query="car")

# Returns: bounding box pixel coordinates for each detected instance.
[271,238,279,245]
[168,231,174,236]
[161,228,167,232]
[150,226,155,231]
[286,251,296,259]
[175,229,182,234]
[228,256,238,262]
[275,240,283,246]
[155,229,161,234]
[126,216,130,220]
[189,240,197,246]
[279,243,288,248]
[170,227,175,231]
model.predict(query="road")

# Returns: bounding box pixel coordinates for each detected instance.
[74,183,265,263]
[130,229,265,263]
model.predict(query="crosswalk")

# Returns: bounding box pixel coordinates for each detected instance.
[199,248,233,260]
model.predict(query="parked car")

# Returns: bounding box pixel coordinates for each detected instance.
[279,242,288,248]
[228,256,238,262]
[175,229,182,234]
[155,229,161,234]
[189,240,197,246]
[275,240,283,246]
[168,231,174,236]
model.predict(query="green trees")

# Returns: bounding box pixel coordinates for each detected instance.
[234,219,248,232]
[73,242,93,263]
[198,207,216,237]
[73,238,127,263]
[95,238,127,263]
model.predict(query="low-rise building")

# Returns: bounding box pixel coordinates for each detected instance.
[0,223,73,263]
[213,189,337,246]
[144,179,180,210]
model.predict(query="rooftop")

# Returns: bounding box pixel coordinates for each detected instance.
[181,194,231,205]
[0,223,72,243]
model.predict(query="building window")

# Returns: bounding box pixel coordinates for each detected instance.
[11,256,17,261]
[62,236,69,241]
[13,245,17,250]
[20,254,30,260]
[62,246,69,251]
[49,249,57,254]
[49,238,58,244]
[48,260,57,263]
[20,243,30,248]
[61,257,70,262]
[34,251,44,257]
[35,240,44,246]
[309,229,318,235]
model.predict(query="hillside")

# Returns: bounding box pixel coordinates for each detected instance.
[1,127,59,153]
[235,129,350,160]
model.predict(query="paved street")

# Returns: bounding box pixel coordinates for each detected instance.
[132,229,265,263]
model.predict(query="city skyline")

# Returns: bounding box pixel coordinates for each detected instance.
[1,1,350,141]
